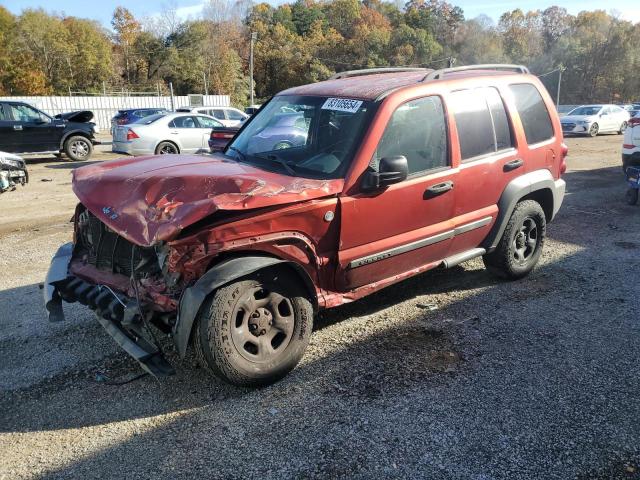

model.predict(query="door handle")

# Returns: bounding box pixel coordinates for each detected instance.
[424,180,453,198]
[170,131,179,134]
[503,159,524,172]
[13,125,23,131]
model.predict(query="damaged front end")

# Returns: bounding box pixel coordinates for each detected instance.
[44,206,178,377]
[0,152,28,193]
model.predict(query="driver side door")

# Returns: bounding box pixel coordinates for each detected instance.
[7,103,58,152]
[337,95,456,290]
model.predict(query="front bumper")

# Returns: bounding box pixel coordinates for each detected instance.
[43,243,174,377]
[561,123,590,135]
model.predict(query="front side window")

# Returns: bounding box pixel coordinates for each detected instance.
[196,116,222,128]
[226,109,246,121]
[9,104,49,123]
[450,87,513,161]
[510,84,554,145]
[226,95,375,179]
[374,96,448,174]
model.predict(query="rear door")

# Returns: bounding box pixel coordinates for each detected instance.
[0,103,16,151]
[445,87,520,255]
[168,115,202,152]
[337,95,456,290]
[6,103,59,152]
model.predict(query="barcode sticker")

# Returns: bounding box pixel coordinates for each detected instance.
[321,98,363,113]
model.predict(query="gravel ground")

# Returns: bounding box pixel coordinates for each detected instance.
[1,135,639,479]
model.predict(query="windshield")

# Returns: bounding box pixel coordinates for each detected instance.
[568,106,602,116]
[225,95,375,179]
[133,113,166,125]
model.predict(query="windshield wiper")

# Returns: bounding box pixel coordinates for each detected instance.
[227,146,247,162]
[254,153,297,176]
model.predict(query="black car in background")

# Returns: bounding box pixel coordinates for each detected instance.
[110,108,169,135]
[0,101,98,161]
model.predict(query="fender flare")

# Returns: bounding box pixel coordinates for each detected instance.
[482,169,566,252]
[59,130,94,150]
[173,256,318,358]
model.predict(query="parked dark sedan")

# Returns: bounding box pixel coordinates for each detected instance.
[208,124,241,152]
[110,108,169,135]
[0,101,98,161]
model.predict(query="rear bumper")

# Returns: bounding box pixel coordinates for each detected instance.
[551,178,566,220]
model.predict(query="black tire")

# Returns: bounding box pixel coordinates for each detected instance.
[588,123,599,137]
[483,200,546,280]
[626,188,639,205]
[155,141,179,155]
[619,121,628,134]
[63,135,93,161]
[193,270,313,387]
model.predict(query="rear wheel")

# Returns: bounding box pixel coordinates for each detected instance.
[619,121,628,134]
[155,141,179,155]
[483,200,546,280]
[194,271,313,387]
[64,135,93,161]
[626,188,639,205]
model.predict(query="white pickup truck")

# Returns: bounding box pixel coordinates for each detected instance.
[623,113,640,172]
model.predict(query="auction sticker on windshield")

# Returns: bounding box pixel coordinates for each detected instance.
[321,98,363,113]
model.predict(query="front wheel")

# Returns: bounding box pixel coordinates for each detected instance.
[483,200,546,280]
[626,188,639,205]
[193,271,313,387]
[64,135,93,161]
[588,123,599,137]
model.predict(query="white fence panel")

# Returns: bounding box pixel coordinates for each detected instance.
[0,95,230,130]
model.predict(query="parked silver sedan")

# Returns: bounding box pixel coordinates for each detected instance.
[112,112,223,155]
[560,104,630,137]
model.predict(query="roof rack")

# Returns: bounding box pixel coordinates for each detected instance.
[422,64,530,81]
[329,67,431,80]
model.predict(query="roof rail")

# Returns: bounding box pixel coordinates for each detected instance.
[329,67,431,80]
[422,64,530,81]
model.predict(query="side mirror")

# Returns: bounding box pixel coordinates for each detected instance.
[361,155,409,191]
[35,118,49,125]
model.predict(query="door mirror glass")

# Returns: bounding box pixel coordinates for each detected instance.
[362,155,408,191]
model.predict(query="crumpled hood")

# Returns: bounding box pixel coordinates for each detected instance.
[561,115,596,124]
[72,154,343,246]
[55,110,94,123]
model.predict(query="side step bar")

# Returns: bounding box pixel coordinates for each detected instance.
[441,248,486,269]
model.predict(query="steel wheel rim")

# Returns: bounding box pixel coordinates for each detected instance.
[230,286,295,363]
[159,144,176,154]
[512,217,538,264]
[70,140,89,158]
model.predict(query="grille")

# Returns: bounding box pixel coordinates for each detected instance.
[77,208,159,278]
[562,123,575,130]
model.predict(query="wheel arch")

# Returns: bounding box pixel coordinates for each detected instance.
[173,255,318,358]
[482,169,564,252]
[59,130,92,150]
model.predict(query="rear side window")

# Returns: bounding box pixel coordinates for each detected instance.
[226,109,245,121]
[450,87,513,161]
[211,110,225,120]
[509,83,554,145]
[0,104,8,121]
[375,96,448,175]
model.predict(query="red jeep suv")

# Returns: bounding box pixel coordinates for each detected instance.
[44,64,567,386]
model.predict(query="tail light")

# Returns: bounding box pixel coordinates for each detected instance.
[126,129,139,141]
[623,144,636,149]
[559,142,568,175]
[211,131,235,139]
[629,117,640,127]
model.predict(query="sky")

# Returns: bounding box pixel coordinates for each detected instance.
[3,0,640,27]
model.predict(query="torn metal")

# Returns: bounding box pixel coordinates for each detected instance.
[0,152,28,193]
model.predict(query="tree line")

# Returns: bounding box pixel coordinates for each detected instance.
[0,0,639,106]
